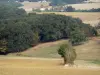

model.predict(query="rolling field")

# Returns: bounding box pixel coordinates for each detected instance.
[8,37,100,60]
[38,12,100,26]
[20,2,100,26]
[0,1,100,75]
[21,2,100,11]
[0,58,100,75]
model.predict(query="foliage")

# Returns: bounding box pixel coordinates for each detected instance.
[95,22,100,35]
[64,6,100,12]
[0,4,97,53]
[81,24,98,37]
[0,5,26,20]
[0,39,8,54]
[5,22,37,52]
[65,6,75,12]
[58,42,77,65]
[96,22,100,29]
[91,60,100,65]
[75,8,100,12]
[69,29,86,45]
[0,1,22,7]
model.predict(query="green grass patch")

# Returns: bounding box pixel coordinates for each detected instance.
[19,40,68,58]
[91,60,100,65]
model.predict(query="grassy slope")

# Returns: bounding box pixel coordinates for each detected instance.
[8,37,100,60]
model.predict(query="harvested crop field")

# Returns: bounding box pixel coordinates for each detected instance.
[67,3,100,10]
[0,58,100,75]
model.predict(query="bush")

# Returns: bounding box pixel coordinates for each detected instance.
[65,6,75,12]
[0,39,8,54]
[96,22,100,29]
[58,42,77,65]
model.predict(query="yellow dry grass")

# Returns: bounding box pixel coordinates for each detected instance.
[0,58,100,75]
[75,38,100,60]
[67,3,100,10]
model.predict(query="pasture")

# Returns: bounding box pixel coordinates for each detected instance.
[8,37,100,60]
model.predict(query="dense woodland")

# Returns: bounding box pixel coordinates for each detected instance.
[0,3,97,54]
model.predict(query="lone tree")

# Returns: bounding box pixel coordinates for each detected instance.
[58,41,76,66]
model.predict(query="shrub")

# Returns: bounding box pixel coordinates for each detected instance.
[58,41,77,65]
[0,39,8,54]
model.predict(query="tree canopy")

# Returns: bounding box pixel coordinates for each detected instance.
[0,4,97,54]
[58,42,77,65]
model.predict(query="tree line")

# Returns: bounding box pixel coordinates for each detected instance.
[65,6,100,12]
[0,4,97,54]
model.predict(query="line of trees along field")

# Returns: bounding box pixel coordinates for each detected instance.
[64,6,100,12]
[0,3,97,54]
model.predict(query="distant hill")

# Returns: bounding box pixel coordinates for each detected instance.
[0,0,88,3]
[88,0,100,2]
[0,0,100,3]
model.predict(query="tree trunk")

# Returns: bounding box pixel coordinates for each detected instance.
[63,56,67,65]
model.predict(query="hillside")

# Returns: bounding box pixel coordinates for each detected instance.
[88,0,100,2]
[8,37,100,60]
[0,1,100,75]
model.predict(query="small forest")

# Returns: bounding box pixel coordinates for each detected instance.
[0,3,97,54]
